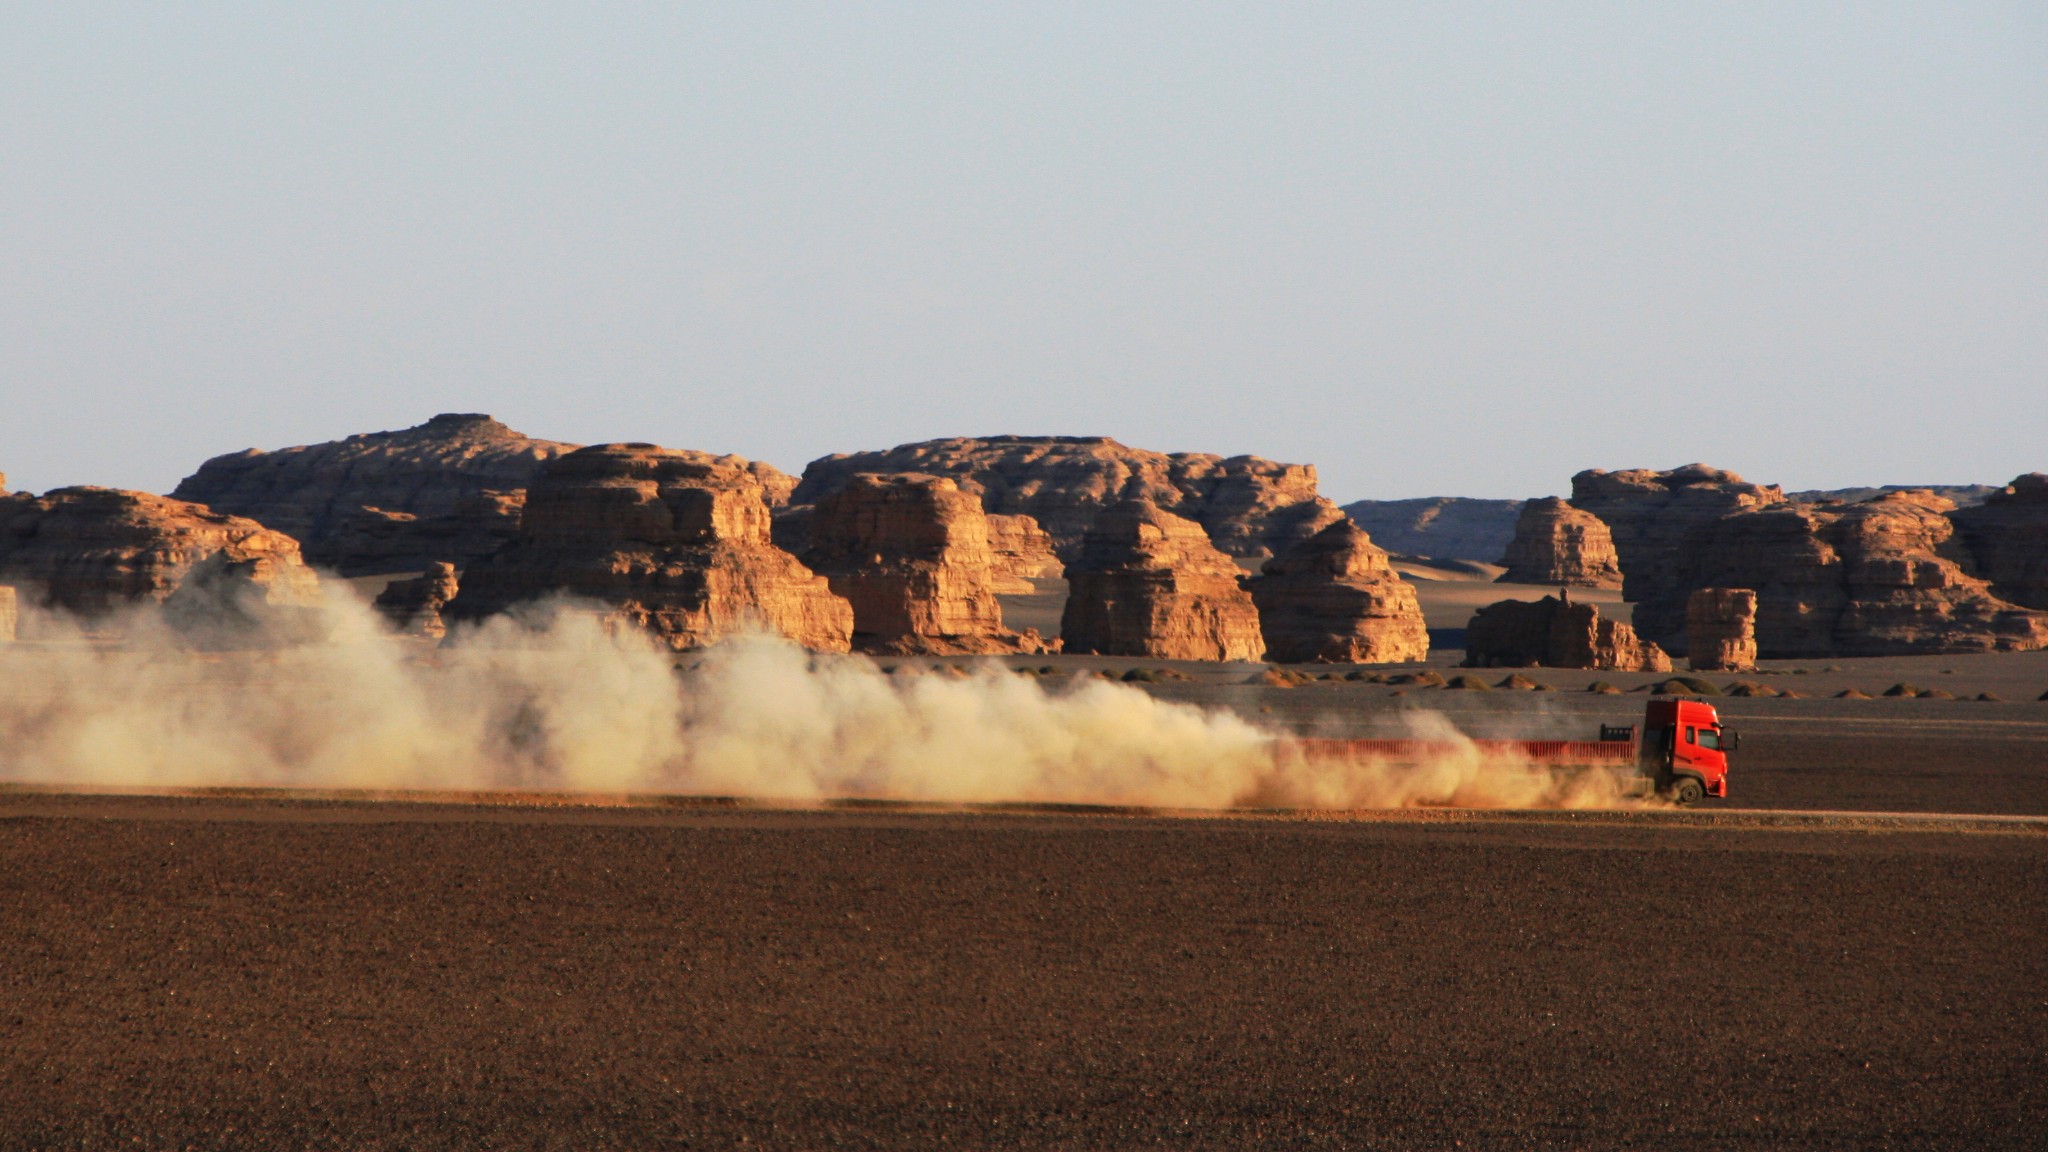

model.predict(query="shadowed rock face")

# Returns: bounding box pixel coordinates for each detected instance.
[1248,520,1428,664]
[374,562,461,640]
[172,413,796,576]
[1666,491,2048,659]
[1687,588,1758,673]
[1059,502,1264,661]
[802,474,1043,655]
[1497,498,1622,589]
[444,444,851,652]
[0,487,321,622]
[1463,595,1671,671]
[792,436,1342,560]
[1568,464,1787,646]
[1337,497,1523,564]
[1951,474,2048,611]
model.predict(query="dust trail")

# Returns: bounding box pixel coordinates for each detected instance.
[0,593,1638,809]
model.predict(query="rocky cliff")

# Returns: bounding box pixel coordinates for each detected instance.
[0,487,322,623]
[1950,474,2048,611]
[173,413,796,575]
[1686,588,1758,672]
[1463,595,1670,671]
[792,437,1342,560]
[802,473,1042,655]
[443,444,851,652]
[1496,497,1623,588]
[1568,464,1787,644]
[1337,497,1523,563]
[984,513,1063,593]
[1247,520,1428,664]
[1059,502,1264,661]
[374,562,461,640]
[1663,491,2048,658]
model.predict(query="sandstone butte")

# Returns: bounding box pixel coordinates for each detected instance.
[0,487,322,630]
[983,513,1063,593]
[373,562,461,640]
[1059,501,1264,661]
[1663,490,2048,659]
[443,444,852,652]
[1566,464,1788,649]
[1462,594,1671,672]
[1950,473,2048,611]
[801,473,1045,656]
[1247,519,1429,664]
[1496,497,1623,589]
[790,436,1343,561]
[1686,588,1758,673]
[172,413,797,576]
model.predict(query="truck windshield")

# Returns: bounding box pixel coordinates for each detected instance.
[1697,729,1721,750]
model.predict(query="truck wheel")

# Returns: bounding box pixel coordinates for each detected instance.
[1667,777,1705,807]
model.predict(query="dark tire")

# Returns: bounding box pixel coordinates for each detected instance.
[1667,777,1705,807]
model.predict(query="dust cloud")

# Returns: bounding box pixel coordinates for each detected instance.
[0,593,1637,810]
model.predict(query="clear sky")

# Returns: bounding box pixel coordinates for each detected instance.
[2,3,2042,503]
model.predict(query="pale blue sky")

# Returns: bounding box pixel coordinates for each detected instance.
[3,3,2042,502]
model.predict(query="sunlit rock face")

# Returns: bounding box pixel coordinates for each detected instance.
[1248,520,1428,664]
[444,444,852,652]
[1060,501,1264,662]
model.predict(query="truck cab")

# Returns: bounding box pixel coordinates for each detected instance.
[1639,699,1734,804]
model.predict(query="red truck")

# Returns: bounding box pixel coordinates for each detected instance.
[1295,698,1735,805]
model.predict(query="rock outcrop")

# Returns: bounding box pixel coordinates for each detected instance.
[1247,520,1428,663]
[443,444,852,652]
[1463,595,1671,671]
[1337,497,1524,563]
[1686,588,1758,672]
[374,562,461,639]
[801,473,1042,655]
[1568,464,1787,645]
[984,513,1063,593]
[1951,474,2048,611]
[1661,491,2048,658]
[792,437,1342,560]
[1496,497,1623,588]
[173,413,796,575]
[0,487,322,622]
[1060,502,1264,661]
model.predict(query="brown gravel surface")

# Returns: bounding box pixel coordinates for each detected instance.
[3,798,2043,1150]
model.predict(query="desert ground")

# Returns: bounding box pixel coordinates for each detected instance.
[2,796,2041,1151]
[4,567,2045,1149]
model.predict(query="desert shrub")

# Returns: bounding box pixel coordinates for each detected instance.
[1120,667,1157,683]
[1881,683,1920,697]
[1651,676,1720,696]
[1836,689,1872,699]
[1586,680,1620,695]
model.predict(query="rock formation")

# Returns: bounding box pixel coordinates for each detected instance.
[0,487,322,622]
[443,444,852,652]
[173,413,796,575]
[0,585,14,643]
[1059,502,1264,661]
[374,563,461,639]
[1686,588,1758,672]
[1950,474,2048,610]
[1661,491,2048,658]
[1463,595,1671,671]
[1567,464,1788,645]
[1496,497,1623,588]
[791,436,1342,560]
[984,513,1063,593]
[1247,520,1429,663]
[801,473,1042,655]
[1337,497,1523,563]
